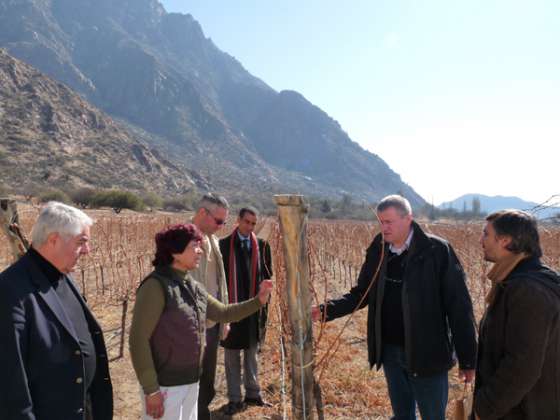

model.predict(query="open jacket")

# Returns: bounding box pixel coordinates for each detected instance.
[189,232,228,336]
[323,221,477,376]
[0,252,113,420]
[219,232,272,349]
[473,257,560,420]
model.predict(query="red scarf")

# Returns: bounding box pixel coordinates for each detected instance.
[228,228,259,303]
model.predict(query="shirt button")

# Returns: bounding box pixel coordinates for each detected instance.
[76,407,84,414]
[76,377,83,384]
[75,350,81,356]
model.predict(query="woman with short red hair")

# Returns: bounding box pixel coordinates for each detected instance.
[129,223,272,420]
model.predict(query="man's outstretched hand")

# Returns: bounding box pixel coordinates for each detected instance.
[311,305,322,322]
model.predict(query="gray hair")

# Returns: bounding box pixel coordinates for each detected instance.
[196,193,229,211]
[376,194,412,217]
[31,201,94,246]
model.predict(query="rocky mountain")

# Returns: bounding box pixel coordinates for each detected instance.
[439,194,560,220]
[0,0,425,206]
[0,48,204,194]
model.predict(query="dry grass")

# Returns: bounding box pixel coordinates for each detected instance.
[1,205,559,419]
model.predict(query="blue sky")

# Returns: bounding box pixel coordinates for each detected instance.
[161,0,559,205]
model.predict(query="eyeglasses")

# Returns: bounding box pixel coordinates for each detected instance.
[204,208,226,226]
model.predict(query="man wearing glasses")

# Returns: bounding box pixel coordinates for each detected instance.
[191,193,230,420]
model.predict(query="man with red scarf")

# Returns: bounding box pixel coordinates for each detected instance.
[219,206,272,415]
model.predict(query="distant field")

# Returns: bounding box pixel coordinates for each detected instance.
[1,204,559,419]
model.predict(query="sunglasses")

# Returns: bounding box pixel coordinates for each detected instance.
[204,208,226,226]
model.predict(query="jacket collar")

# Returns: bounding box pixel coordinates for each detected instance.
[507,256,546,279]
[402,221,432,258]
[24,253,81,342]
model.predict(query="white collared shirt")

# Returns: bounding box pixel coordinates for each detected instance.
[389,229,414,255]
[237,231,251,251]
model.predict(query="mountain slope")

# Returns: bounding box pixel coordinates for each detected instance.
[0,0,425,206]
[0,48,203,194]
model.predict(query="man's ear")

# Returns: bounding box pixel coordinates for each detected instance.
[497,235,512,250]
[46,232,59,247]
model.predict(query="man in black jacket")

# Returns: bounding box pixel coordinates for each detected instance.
[312,195,477,420]
[219,207,272,415]
[0,201,113,420]
[474,209,560,420]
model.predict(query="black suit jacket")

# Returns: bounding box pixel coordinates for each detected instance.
[219,233,272,349]
[0,253,113,420]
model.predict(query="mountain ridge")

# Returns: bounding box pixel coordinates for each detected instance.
[0,0,425,206]
[439,193,560,219]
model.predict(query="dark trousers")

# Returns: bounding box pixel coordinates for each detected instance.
[198,324,220,420]
[382,344,448,420]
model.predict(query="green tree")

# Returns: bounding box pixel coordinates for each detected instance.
[69,187,96,208]
[472,196,481,216]
[38,189,72,204]
[340,194,352,211]
[142,192,163,210]
[91,190,145,212]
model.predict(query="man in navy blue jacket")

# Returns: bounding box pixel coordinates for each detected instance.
[0,201,113,420]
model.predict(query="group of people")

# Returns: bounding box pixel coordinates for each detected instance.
[0,193,558,420]
[312,195,560,420]
[0,195,273,420]
[129,195,273,420]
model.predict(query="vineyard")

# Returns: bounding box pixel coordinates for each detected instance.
[1,203,559,419]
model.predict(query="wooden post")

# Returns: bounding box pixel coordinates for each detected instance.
[274,195,315,419]
[0,198,30,262]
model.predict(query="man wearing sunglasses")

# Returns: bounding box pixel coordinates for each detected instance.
[191,193,230,420]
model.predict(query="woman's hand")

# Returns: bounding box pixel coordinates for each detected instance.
[222,323,231,340]
[145,390,165,419]
[258,279,274,304]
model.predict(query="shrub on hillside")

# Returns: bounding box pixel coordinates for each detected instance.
[38,189,72,204]
[0,183,8,198]
[163,191,199,212]
[141,192,163,210]
[91,190,145,212]
[69,187,97,208]
[163,197,189,212]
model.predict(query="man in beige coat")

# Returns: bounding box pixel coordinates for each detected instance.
[191,194,229,420]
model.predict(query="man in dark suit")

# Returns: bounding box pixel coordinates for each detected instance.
[0,201,113,420]
[219,207,272,415]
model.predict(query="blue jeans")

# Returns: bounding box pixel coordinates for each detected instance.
[382,344,448,420]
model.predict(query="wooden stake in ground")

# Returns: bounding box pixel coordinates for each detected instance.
[0,198,30,261]
[274,194,315,419]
